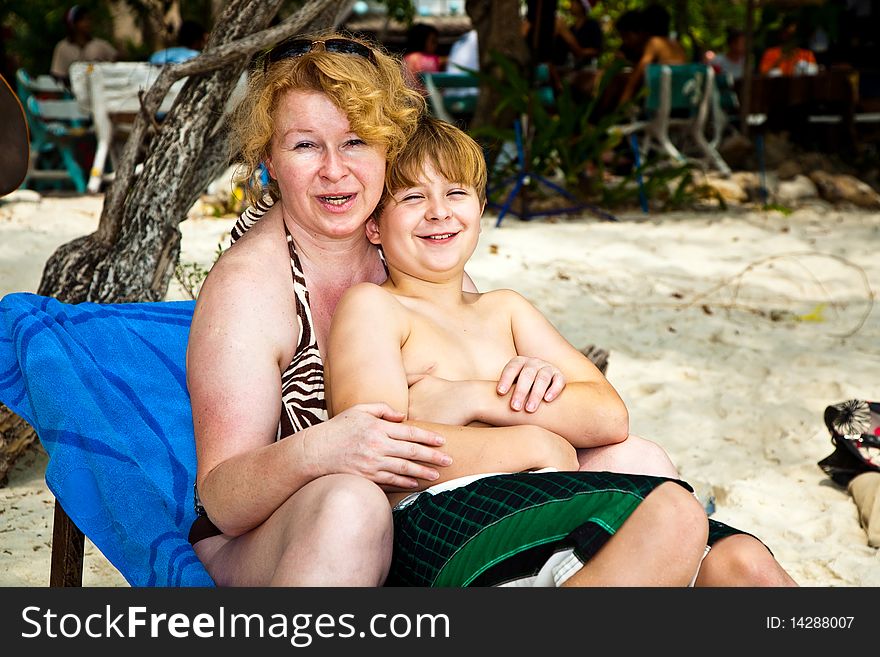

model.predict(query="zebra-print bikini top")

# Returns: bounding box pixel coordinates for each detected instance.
[229,196,386,440]
[194,199,351,517]
[276,221,327,438]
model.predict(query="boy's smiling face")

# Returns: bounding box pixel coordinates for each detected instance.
[366,163,483,282]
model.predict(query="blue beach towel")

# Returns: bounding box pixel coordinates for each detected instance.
[0,292,214,586]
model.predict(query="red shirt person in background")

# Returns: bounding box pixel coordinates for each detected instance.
[402,23,447,94]
[759,18,817,76]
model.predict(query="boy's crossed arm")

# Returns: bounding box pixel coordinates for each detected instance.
[325,283,577,492]
[406,289,629,449]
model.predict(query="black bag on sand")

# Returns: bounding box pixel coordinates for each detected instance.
[818,399,880,487]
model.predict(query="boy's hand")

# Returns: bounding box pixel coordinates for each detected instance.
[406,371,475,426]
[496,356,566,413]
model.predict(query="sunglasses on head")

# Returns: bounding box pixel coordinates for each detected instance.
[263,37,377,72]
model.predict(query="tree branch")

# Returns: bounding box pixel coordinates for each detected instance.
[100,0,338,234]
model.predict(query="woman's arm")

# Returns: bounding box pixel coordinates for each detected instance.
[187,248,320,536]
[187,251,448,536]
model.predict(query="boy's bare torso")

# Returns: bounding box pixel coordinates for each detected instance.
[389,288,519,383]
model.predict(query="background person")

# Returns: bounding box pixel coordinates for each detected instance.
[402,22,446,94]
[150,20,208,65]
[759,17,818,76]
[50,5,117,86]
[706,27,747,81]
[616,4,687,106]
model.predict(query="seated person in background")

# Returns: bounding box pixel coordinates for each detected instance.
[326,115,799,587]
[150,20,208,65]
[706,27,746,81]
[556,0,604,70]
[616,4,687,106]
[759,17,817,76]
[521,0,602,96]
[402,23,447,94]
[50,5,117,86]
[588,8,644,117]
[553,0,604,99]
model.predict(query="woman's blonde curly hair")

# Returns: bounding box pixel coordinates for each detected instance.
[230,31,426,206]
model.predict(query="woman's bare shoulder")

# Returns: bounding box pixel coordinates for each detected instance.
[190,215,297,359]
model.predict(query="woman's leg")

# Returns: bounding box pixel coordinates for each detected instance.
[577,433,680,478]
[193,474,393,586]
[562,481,708,586]
[694,534,798,587]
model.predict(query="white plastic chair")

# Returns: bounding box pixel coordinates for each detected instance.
[69,62,186,192]
[641,63,731,176]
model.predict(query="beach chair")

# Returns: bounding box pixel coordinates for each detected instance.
[0,288,618,587]
[14,68,92,193]
[69,61,187,193]
[0,293,213,586]
[20,95,93,194]
[420,71,479,124]
[15,68,70,101]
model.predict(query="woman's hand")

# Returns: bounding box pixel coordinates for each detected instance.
[496,356,566,413]
[308,402,452,490]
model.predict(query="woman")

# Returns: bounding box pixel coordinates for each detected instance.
[184,32,726,587]
[403,23,446,76]
[759,18,818,76]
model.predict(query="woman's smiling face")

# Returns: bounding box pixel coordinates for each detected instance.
[267,90,387,239]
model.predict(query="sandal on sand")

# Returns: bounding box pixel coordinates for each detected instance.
[818,399,880,487]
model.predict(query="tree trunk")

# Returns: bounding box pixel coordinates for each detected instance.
[39,0,280,303]
[0,0,341,482]
[467,0,530,136]
[0,411,35,487]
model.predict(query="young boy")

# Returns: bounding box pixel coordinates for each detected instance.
[325,116,631,504]
[324,116,796,588]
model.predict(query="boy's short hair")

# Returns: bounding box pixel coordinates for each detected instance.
[380,116,487,215]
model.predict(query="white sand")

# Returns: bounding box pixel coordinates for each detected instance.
[1,192,878,586]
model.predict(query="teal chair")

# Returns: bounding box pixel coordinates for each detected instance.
[16,68,92,193]
[23,95,92,193]
[15,68,70,103]
[420,72,480,123]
